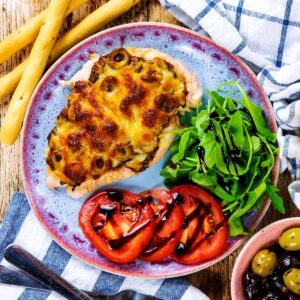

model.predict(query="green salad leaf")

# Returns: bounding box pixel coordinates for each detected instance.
[161,81,283,236]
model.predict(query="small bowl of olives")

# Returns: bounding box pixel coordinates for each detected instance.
[231,217,300,300]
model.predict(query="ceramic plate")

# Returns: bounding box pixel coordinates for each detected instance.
[21,22,278,278]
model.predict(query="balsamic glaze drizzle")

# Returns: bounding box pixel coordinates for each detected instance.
[189,220,225,252]
[107,191,123,201]
[172,192,184,205]
[218,177,234,194]
[175,242,186,253]
[143,232,177,256]
[220,125,239,175]
[145,195,153,203]
[99,205,116,221]
[197,146,208,173]
[205,122,221,142]
[209,111,219,119]
[221,147,232,175]
[229,103,255,126]
[108,219,151,249]
[136,199,143,204]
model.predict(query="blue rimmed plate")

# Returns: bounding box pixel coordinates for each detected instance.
[21,22,278,278]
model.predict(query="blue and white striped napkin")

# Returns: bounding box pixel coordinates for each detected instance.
[0,193,209,300]
[160,0,300,209]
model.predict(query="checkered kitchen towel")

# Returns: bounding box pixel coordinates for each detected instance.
[160,0,300,209]
[0,193,209,300]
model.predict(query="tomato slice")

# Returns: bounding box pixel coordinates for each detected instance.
[141,230,183,262]
[79,189,157,264]
[79,186,228,265]
[138,189,170,216]
[139,190,185,262]
[170,185,228,265]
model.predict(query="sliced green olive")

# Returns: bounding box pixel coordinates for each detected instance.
[283,268,300,295]
[107,48,131,69]
[279,228,300,251]
[251,249,277,277]
[89,60,104,83]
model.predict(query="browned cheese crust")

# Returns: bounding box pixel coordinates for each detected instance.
[45,48,202,198]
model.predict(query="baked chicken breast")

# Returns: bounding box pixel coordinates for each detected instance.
[46,48,202,198]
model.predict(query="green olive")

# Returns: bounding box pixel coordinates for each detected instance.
[107,48,131,69]
[283,268,300,295]
[251,249,277,277]
[279,228,300,251]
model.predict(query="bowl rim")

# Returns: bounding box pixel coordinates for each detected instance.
[20,21,279,278]
[231,217,300,299]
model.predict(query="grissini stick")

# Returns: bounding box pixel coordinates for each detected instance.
[0,0,87,64]
[0,0,141,100]
[0,0,71,145]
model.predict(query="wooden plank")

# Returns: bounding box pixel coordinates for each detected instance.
[0,0,50,221]
[0,1,299,299]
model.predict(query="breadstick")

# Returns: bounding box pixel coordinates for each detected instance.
[0,0,141,100]
[0,0,71,145]
[0,0,87,64]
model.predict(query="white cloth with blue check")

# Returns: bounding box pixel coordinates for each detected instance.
[0,193,209,300]
[160,0,300,209]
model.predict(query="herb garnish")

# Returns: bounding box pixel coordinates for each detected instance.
[161,81,284,236]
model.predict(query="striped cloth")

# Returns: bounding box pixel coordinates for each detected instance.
[0,193,209,300]
[160,0,300,209]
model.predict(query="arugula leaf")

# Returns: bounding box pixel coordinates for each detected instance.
[171,131,192,163]
[235,82,277,142]
[161,81,283,236]
[190,170,217,187]
[251,136,261,153]
[266,180,285,213]
[229,217,249,237]
[195,110,210,136]
[229,182,266,223]
[229,111,245,149]
[237,155,260,198]
[199,131,218,169]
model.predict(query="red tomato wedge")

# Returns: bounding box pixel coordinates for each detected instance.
[170,185,228,265]
[139,190,185,262]
[79,190,157,264]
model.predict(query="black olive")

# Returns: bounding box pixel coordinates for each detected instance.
[261,277,271,291]
[286,291,300,300]
[118,147,126,155]
[245,282,261,299]
[244,270,261,286]
[243,270,262,300]
[96,158,104,169]
[261,291,283,300]
[114,53,125,62]
[277,252,300,271]
[107,191,123,201]
[107,49,130,69]
[268,269,288,293]
[55,154,62,162]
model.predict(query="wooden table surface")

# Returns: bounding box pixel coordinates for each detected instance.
[0,1,299,299]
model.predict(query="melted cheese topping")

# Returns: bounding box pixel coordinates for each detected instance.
[46,48,197,187]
